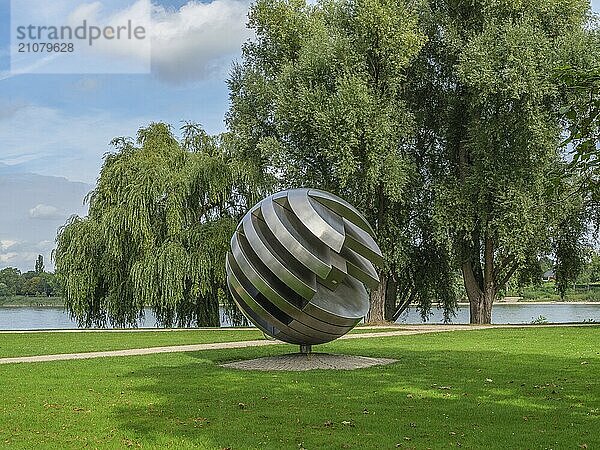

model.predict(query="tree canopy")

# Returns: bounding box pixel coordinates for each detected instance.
[227,0,458,322]
[0,259,62,298]
[54,123,266,327]
[558,64,600,220]
[228,0,599,323]
[53,0,599,327]
[408,0,599,322]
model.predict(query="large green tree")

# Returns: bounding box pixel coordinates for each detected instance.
[406,0,597,322]
[54,123,265,327]
[0,267,22,297]
[227,0,458,323]
[559,65,600,202]
[228,0,597,324]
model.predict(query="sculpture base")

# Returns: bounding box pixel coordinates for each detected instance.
[221,353,397,371]
[299,344,312,354]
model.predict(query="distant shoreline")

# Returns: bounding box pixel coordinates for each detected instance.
[1,301,599,309]
[0,304,66,308]
[461,301,600,305]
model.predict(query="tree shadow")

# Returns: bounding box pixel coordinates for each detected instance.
[112,330,600,449]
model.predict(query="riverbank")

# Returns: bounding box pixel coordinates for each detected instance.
[0,296,63,307]
[461,300,600,305]
[4,300,599,308]
[0,283,600,308]
[1,298,599,309]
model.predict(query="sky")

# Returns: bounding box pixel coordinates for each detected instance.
[0,0,253,183]
[0,0,599,271]
[0,0,255,270]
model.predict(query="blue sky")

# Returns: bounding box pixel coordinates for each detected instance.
[0,0,253,269]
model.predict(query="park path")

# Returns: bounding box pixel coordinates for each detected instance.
[0,324,593,365]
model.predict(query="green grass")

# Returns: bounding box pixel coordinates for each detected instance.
[0,327,598,449]
[0,329,263,359]
[0,296,64,307]
[0,327,402,359]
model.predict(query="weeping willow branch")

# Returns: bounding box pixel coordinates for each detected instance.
[54,123,267,328]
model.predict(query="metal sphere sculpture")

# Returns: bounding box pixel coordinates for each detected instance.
[226,188,384,346]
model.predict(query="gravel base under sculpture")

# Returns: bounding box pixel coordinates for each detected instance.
[221,353,397,371]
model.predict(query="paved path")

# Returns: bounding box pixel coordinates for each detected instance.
[0,324,595,365]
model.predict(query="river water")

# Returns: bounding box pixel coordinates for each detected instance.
[0,303,598,330]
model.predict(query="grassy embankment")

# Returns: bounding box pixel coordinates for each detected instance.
[0,296,64,307]
[506,282,600,302]
[0,327,400,359]
[0,326,598,449]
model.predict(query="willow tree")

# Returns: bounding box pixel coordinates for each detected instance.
[553,64,600,297]
[559,64,600,220]
[227,0,458,322]
[405,0,597,323]
[54,123,266,327]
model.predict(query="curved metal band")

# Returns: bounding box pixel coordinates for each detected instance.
[343,218,385,267]
[226,252,326,344]
[308,189,376,237]
[232,232,349,338]
[226,255,313,343]
[261,196,332,280]
[287,189,345,252]
[242,210,316,300]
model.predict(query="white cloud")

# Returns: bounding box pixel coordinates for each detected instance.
[0,240,18,251]
[149,0,252,83]
[73,77,103,92]
[0,154,39,166]
[63,0,152,73]
[71,0,252,83]
[68,1,104,23]
[0,99,30,120]
[8,0,252,81]
[0,241,41,270]
[36,240,54,250]
[0,172,90,271]
[29,204,62,220]
[0,252,19,264]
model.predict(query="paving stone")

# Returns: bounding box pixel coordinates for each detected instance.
[221,353,397,371]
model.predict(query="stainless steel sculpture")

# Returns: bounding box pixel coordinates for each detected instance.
[226,189,383,349]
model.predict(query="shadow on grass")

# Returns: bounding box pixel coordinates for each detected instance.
[113,328,600,449]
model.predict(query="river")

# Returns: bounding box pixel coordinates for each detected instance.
[0,303,598,330]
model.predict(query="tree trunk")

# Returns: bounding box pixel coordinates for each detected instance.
[469,289,494,324]
[367,273,387,323]
[462,236,496,324]
[384,276,397,321]
[392,290,415,322]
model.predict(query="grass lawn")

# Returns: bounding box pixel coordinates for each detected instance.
[0,329,263,359]
[0,328,402,359]
[0,326,598,449]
